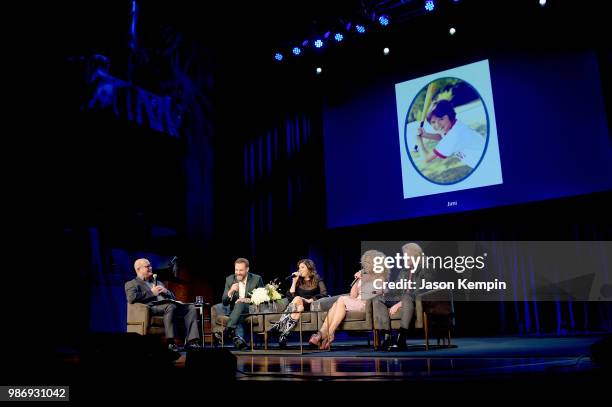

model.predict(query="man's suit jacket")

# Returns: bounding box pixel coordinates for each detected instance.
[222,273,264,306]
[380,267,425,302]
[125,277,176,304]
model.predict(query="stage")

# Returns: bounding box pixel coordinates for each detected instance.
[173,334,607,381]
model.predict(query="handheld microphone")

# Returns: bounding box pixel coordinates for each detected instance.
[153,273,158,286]
[350,270,365,287]
[286,271,299,280]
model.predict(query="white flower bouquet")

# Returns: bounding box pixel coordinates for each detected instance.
[250,287,271,306]
[249,281,284,312]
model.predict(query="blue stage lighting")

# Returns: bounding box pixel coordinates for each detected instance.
[334,33,344,42]
[355,24,366,34]
[314,39,324,48]
[425,0,435,12]
[378,15,390,26]
[274,52,283,61]
[292,47,302,56]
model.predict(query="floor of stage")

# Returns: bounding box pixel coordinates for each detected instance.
[199,335,606,381]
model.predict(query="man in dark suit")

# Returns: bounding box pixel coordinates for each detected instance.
[373,243,424,351]
[216,258,264,350]
[125,258,202,352]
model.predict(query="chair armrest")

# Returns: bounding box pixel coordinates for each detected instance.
[211,303,225,333]
[127,303,150,334]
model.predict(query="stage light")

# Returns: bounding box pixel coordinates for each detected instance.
[334,33,344,42]
[355,24,366,34]
[378,15,390,26]
[316,67,322,74]
[383,47,390,55]
[449,27,456,35]
[324,31,331,39]
[539,0,547,5]
[302,40,309,47]
[425,0,436,12]
[292,47,302,56]
[274,52,283,61]
[314,39,324,48]
[345,22,352,31]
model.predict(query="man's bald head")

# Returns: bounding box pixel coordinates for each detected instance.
[134,258,153,280]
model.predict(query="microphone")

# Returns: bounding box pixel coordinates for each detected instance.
[350,270,365,287]
[285,271,299,280]
[153,273,158,286]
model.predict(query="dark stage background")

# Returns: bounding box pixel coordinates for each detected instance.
[12,0,611,360]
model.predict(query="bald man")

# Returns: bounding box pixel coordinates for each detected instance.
[372,243,424,351]
[125,258,201,352]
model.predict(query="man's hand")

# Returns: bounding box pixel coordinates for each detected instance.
[304,298,314,304]
[228,283,240,297]
[389,302,402,316]
[151,285,164,296]
[236,298,251,304]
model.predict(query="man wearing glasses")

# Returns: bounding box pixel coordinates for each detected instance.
[125,258,202,352]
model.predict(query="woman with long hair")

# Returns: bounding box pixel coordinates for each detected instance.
[271,259,328,348]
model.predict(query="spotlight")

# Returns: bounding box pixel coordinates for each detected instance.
[424,0,436,12]
[449,27,456,35]
[334,33,344,42]
[324,31,331,39]
[539,0,547,5]
[383,47,390,55]
[378,15,390,26]
[274,52,283,61]
[355,24,366,34]
[292,47,302,56]
[316,67,322,74]
[314,39,324,48]
[302,40,309,47]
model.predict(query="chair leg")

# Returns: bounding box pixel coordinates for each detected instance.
[423,312,429,351]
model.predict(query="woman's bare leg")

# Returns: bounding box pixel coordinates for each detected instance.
[291,296,304,320]
[327,297,348,337]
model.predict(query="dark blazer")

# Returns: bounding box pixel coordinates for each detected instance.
[125,277,176,304]
[222,273,264,306]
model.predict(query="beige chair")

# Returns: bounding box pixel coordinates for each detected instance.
[126,303,182,336]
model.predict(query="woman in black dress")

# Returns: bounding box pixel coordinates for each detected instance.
[272,258,328,347]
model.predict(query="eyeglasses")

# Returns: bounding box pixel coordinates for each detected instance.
[139,265,153,269]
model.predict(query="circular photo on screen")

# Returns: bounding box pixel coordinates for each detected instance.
[404,77,489,185]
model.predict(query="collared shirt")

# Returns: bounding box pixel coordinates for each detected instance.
[140,276,164,301]
[238,274,249,299]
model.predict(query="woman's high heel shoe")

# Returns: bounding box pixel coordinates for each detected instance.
[309,331,323,347]
[321,333,334,350]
